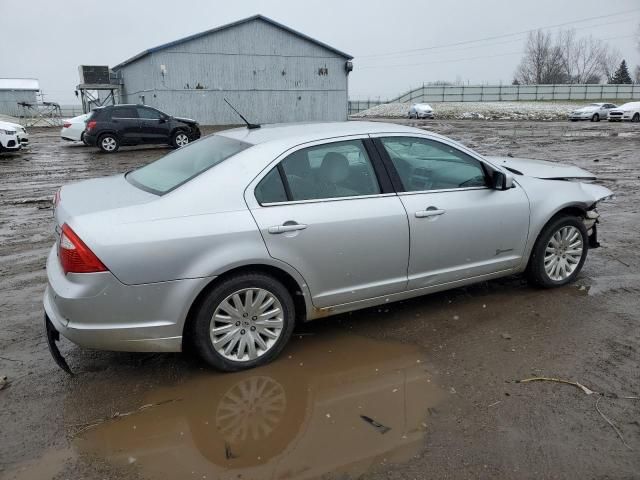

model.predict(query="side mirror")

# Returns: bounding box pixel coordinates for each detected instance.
[492,170,515,190]
[159,116,167,123]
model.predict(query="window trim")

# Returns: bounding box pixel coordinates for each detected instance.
[372,135,491,194]
[253,137,393,206]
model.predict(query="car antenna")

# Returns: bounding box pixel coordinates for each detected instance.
[223,98,261,129]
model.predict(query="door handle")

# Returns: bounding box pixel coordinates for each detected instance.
[268,223,308,234]
[415,208,445,218]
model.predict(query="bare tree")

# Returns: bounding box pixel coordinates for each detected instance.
[514,28,621,84]
[514,30,565,84]
[600,46,622,83]
[558,30,609,83]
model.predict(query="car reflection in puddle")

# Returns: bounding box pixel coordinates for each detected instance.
[73,330,444,479]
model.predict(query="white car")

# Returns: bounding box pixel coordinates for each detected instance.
[568,103,617,122]
[408,103,434,119]
[0,121,22,153]
[60,113,90,143]
[607,102,640,122]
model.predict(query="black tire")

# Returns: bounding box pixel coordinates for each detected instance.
[591,113,599,122]
[526,215,588,288]
[81,132,89,146]
[191,272,296,371]
[632,113,640,123]
[171,130,190,148]
[98,133,119,153]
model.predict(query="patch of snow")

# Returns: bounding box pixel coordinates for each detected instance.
[352,101,583,121]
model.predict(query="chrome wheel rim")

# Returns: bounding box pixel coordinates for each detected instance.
[216,376,286,442]
[101,137,116,151]
[211,288,284,362]
[175,133,189,147]
[544,226,583,281]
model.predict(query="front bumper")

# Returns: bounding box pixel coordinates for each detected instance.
[43,245,213,353]
[0,135,21,151]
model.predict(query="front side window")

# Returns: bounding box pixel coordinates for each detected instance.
[137,107,162,120]
[380,137,487,192]
[127,135,251,194]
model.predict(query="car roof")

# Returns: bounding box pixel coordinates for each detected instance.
[217,121,432,146]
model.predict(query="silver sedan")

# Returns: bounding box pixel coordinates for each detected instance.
[45,121,612,371]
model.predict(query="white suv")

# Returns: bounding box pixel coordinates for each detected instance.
[0,121,22,152]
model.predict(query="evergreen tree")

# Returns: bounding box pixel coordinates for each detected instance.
[609,60,632,84]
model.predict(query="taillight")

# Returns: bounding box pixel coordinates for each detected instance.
[58,224,107,274]
[63,122,72,128]
[86,120,97,131]
[53,188,61,208]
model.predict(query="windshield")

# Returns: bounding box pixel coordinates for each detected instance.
[126,135,251,195]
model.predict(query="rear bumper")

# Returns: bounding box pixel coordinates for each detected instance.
[43,245,214,353]
[83,133,98,146]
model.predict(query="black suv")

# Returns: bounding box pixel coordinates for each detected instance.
[84,104,201,153]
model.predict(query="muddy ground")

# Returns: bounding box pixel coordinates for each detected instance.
[0,120,639,480]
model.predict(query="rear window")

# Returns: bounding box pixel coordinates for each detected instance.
[126,135,251,195]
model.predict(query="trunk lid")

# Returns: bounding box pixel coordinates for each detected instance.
[485,156,596,180]
[54,174,157,227]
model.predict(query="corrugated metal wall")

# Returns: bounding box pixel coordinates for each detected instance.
[0,90,38,117]
[117,18,349,124]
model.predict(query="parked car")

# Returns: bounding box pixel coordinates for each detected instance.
[0,121,23,152]
[568,103,617,122]
[45,121,612,373]
[408,103,434,119]
[60,113,90,144]
[607,102,640,122]
[83,104,201,153]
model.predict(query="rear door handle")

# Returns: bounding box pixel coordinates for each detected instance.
[415,208,445,218]
[268,223,308,234]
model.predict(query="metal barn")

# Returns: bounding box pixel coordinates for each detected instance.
[112,15,353,125]
[0,79,39,118]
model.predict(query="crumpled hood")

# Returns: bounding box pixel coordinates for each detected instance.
[173,116,197,124]
[486,156,596,180]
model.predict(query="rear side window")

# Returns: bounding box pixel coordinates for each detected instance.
[380,137,487,192]
[284,140,380,201]
[127,135,251,195]
[111,107,138,119]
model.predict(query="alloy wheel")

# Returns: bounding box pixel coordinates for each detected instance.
[101,137,117,151]
[175,133,189,147]
[210,288,284,362]
[543,225,584,281]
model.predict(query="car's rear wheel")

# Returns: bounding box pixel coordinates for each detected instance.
[192,272,296,371]
[98,134,119,153]
[80,132,89,146]
[591,113,599,122]
[632,113,640,123]
[171,131,190,148]
[526,216,588,288]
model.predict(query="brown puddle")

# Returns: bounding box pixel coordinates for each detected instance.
[72,331,444,479]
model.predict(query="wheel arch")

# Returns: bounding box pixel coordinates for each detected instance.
[182,263,310,351]
[523,203,588,270]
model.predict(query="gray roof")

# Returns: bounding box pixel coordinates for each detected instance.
[113,14,353,70]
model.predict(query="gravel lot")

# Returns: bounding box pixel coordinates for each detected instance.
[1,120,639,479]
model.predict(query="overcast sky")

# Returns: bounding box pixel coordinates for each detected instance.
[1,0,638,104]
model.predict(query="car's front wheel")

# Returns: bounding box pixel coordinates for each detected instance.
[171,131,190,148]
[192,272,296,371]
[526,215,588,288]
[632,113,640,123]
[98,133,119,153]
